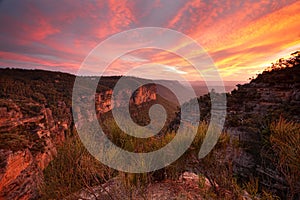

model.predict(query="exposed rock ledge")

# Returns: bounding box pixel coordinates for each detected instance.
[0,103,71,200]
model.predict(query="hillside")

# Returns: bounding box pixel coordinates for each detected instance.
[0,69,180,199]
[226,52,300,199]
[176,51,300,199]
[0,51,299,199]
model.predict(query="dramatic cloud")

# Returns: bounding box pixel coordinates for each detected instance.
[0,0,299,81]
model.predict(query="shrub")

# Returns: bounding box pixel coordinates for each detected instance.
[40,133,115,199]
[269,118,300,199]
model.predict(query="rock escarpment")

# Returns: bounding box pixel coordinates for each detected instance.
[226,55,300,197]
[0,69,159,200]
[0,101,72,199]
[0,69,73,199]
[95,85,157,113]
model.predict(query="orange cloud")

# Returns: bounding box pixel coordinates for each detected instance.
[0,0,299,81]
[210,1,300,80]
[161,0,300,81]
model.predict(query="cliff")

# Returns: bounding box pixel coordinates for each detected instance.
[0,69,73,199]
[180,53,300,198]
[0,100,72,199]
[95,84,157,113]
[0,69,160,199]
[226,54,300,197]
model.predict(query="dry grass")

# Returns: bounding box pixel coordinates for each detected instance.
[270,118,300,199]
[40,133,115,199]
[40,119,286,199]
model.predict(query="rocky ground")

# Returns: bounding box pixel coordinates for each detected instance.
[73,172,251,200]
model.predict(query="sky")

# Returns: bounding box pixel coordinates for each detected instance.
[0,0,299,82]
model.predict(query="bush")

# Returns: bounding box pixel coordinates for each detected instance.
[270,118,300,199]
[40,133,115,199]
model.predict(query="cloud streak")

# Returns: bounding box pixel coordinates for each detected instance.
[0,0,299,81]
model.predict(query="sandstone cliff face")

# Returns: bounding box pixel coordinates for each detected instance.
[95,85,157,113]
[0,101,72,200]
[227,64,300,196]
[95,90,113,113]
[228,82,300,122]
[0,149,41,200]
[130,85,157,105]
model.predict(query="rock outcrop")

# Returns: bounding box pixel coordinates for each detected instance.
[0,100,72,199]
[226,60,300,197]
[0,149,41,200]
[95,85,157,113]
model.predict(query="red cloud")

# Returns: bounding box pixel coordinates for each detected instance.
[0,0,299,81]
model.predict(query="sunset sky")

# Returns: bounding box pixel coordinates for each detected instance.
[0,0,299,81]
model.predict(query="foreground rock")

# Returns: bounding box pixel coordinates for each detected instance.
[73,172,251,200]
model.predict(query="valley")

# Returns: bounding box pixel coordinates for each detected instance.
[0,52,299,199]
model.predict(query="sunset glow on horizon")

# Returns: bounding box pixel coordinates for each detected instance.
[0,0,299,82]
